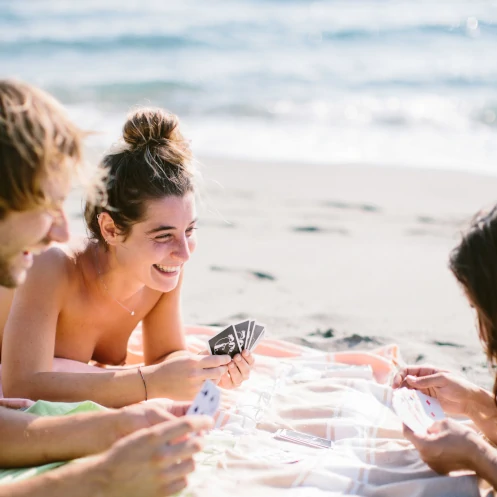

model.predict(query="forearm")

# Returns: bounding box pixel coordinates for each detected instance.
[0,454,105,497]
[3,369,147,408]
[0,408,124,467]
[152,348,189,365]
[470,438,497,489]
[465,387,497,445]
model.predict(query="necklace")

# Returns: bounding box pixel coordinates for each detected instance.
[92,244,136,316]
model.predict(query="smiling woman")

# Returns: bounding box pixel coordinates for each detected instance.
[0,108,255,407]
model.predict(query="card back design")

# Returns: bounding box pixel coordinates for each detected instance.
[208,325,242,358]
[234,320,250,351]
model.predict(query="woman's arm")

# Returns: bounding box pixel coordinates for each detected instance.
[141,272,187,365]
[463,386,497,446]
[1,249,147,407]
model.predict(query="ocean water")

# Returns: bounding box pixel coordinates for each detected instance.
[1,0,497,173]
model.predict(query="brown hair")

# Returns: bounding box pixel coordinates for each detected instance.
[449,205,497,404]
[85,108,194,244]
[0,79,85,219]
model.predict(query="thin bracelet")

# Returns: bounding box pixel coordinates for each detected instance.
[137,366,148,401]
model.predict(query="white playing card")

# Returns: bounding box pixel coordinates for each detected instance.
[414,390,445,422]
[274,429,333,449]
[186,380,221,417]
[392,387,443,434]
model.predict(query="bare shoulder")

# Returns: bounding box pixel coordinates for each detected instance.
[22,245,75,294]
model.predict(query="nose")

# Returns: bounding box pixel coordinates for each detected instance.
[47,209,70,244]
[172,235,191,263]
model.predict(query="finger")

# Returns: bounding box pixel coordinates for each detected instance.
[168,401,192,417]
[163,476,188,496]
[405,373,446,390]
[162,457,195,482]
[241,350,255,365]
[233,354,251,380]
[392,369,409,388]
[152,416,213,444]
[227,361,243,386]
[199,355,231,368]
[426,419,448,435]
[163,437,204,463]
[199,365,229,380]
[402,423,418,443]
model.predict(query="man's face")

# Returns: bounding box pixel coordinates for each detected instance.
[0,176,70,288]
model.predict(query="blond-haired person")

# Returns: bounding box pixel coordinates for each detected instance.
[0,79,211,497]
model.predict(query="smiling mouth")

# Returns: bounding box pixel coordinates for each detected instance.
[153,264,180,274]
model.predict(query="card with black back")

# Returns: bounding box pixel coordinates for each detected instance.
[186,380,220,416]
[208,325,242,359]
[247,320,256,350]
[250,323,266,351]
[234,320,250,351]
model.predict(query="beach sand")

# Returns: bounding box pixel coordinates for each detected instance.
[66,158,497,390]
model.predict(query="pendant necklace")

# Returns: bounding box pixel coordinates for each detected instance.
[92,244,136,316]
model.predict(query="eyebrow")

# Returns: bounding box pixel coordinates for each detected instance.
[145,217,198,235]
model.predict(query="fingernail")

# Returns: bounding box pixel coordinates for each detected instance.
[235,355,241,362]
[229,363,235,370]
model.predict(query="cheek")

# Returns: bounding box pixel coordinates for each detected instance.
[188,236,197,254]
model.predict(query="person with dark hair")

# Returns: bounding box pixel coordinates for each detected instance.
[393,206,497,487]
[1,107,254,407]
[0,79,212,497]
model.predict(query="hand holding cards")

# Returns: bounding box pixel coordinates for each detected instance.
[208,319,266,358]
[393,387,445,434]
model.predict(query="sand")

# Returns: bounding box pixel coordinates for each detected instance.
[66,157,497,391]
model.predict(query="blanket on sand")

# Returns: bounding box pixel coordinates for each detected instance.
[0,327,492,496]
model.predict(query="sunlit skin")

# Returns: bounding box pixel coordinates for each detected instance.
[0,175,70,289]
[0,192,254,406]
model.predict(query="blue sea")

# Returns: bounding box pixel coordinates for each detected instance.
[1,0,497,173]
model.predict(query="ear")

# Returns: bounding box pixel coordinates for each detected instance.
[98,212,121,246]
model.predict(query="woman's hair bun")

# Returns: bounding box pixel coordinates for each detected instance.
[122,108,180,149]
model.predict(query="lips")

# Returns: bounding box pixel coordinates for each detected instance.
[153,263,181,274]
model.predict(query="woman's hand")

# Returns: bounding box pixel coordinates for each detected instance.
[143,354,231,400]
[217,350,255,389]
[393,366,479,416]
[403,418,482,474]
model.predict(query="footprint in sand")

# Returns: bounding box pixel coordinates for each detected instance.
[210,266,276,281]
[321,200,381,213]
[292,226,349,235]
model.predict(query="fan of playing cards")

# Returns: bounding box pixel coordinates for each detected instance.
[392,387,445,434]
[208,319,266,359]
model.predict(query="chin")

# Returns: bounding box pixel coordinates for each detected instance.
[0,267,27,289]
[148,275,180,293]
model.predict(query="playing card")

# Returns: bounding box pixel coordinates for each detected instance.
[186,380,221,416]
[247,320,255,349]
[414,390,445,421]
[234,320,250,351]
[274,429,333,449]
[249,323,266,351]
[208,325,242,359]
[392,387,444,433]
